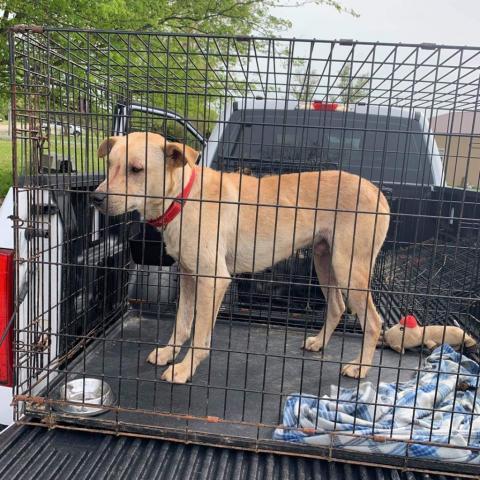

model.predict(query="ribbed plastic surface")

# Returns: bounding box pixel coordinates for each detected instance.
[0,425,466,480]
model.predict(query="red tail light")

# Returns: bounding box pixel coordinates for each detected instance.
[311,101,340,111]
[0,249,14,387]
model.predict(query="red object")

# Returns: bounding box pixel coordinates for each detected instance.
[0,249,14,387]
[399,314,418,329]
[147,168,197,229]
[311,101,339,111]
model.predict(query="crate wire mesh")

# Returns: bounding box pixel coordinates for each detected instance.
[9,27,480,475]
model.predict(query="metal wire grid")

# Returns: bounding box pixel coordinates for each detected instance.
[8,27,480,474]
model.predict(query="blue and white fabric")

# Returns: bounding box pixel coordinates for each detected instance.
[273,345,480,463]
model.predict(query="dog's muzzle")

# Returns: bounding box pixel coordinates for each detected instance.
[91,191,107,209]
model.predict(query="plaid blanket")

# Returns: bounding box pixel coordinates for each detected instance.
[273,345,480,463]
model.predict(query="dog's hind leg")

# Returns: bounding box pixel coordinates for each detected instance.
[340,281,383,379]
[332,236,384,379]
[147,266,195,366]
[304,240,346,352]
[161,260,231,383]
[337,225,386,378]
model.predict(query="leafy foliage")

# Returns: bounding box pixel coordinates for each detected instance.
[292,69,320,102]
[1,1,354,111]
[292,63,369,106]
[329,65,369,104]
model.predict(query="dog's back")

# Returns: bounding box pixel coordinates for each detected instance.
[198,168,390,274]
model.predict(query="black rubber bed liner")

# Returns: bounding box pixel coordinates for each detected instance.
[0,423,472,480]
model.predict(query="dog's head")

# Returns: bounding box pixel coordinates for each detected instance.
[91,132,199,218]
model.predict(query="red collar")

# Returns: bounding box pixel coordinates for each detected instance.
[147,168,197,228]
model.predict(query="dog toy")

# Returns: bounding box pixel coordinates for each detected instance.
[381,314,476,354]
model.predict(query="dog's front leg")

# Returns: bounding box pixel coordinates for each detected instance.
[147,267,195,366]
[161,264,231,383]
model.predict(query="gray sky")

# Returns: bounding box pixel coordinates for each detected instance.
[272,0,479,47]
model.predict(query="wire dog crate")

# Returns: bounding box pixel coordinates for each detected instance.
[9,26,480,475]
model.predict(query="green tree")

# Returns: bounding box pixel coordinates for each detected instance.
[0,1,355,116]
[292,69,320,103]
[0,0,356,115]
[329,65,369,104]
[291,63,369,106]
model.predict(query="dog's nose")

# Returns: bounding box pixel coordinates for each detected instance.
[91,192,107,206]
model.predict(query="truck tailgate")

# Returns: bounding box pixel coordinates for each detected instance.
[0,424,468,480]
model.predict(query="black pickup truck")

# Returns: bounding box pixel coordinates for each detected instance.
[1,100,478,479]
[125,100,479,337]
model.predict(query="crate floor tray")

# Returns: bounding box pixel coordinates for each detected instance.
[39,314,427,437]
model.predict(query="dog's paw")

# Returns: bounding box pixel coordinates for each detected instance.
[147,347,173,366]
[161,363,192,384]
[341,360,369,379]
[303,336,325,352]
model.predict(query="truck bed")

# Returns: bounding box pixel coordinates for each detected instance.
[0,423,468,480]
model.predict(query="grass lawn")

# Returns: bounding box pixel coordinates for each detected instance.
[0,139,12,199]
[0,136,104,201]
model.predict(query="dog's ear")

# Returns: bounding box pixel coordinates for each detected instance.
[165,142,199,168]
[98,137,119,158]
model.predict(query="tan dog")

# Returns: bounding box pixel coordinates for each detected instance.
[92,132,390,383]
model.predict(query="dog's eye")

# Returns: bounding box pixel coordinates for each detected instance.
[130,166,143,174]
[399,326,404,331]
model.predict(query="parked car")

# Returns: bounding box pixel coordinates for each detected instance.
[42,121,82,136]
